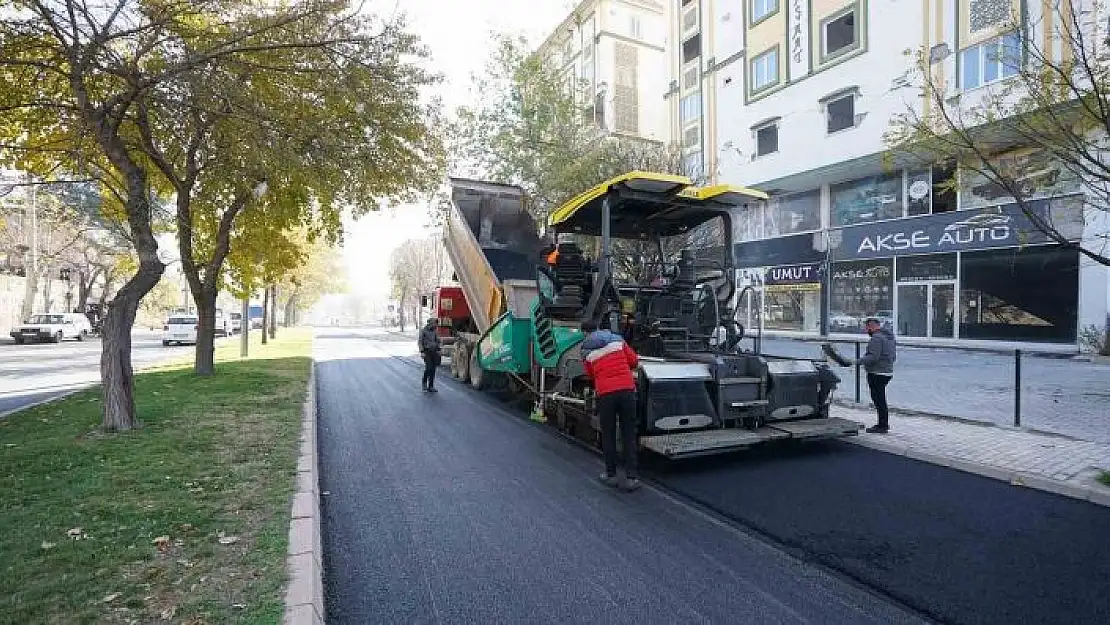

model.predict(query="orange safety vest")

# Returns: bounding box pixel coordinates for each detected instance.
[546,249,559,265]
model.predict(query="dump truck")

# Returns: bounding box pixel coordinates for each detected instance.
[441,172,861,459]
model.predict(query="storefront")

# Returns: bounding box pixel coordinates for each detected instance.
[827,198,1083,343]
[733,233,827,336]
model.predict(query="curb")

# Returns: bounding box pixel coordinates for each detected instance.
[283,366,324,625]
[846,435,1110,508]
[0,383,95,419]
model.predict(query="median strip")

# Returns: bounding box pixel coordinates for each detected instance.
[0,330,312,624]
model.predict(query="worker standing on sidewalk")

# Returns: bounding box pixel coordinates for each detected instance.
[580,319,642,492]
[857,317,896,433]
[418,317,441,393]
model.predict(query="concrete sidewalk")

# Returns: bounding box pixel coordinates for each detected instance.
[833,404,1110,506]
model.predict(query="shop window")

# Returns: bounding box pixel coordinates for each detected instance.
[764,263,823,332]
[755,123,778,157]
[826,94,855,133]
[959,245,1078,343]
[822,6,859,61]
[733,202,765,242]
[765,189,820,237]
[830,259,894,334]
[830,172,904,227]
[906,165,957,216]
[959,148,1082,210]
[750,47,779,93]
[960,32,1020,91]
[683,151,704,179]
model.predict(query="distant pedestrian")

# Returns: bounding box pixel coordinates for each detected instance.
[580,319,641,492]
[857,317,896,433]
[418,317,441,393]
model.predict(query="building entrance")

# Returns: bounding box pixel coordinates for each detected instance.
[897,282,955,338]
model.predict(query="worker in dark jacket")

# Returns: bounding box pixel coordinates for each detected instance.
[418,317,441,393]
[856,317,896,433]
[580,319,641,491]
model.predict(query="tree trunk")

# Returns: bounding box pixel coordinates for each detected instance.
[100,260,164,432]
[193,287,218,376]
[20,267,40,320]
[261,287,269,345]
[284,294,297,328]
[268,285,277,339]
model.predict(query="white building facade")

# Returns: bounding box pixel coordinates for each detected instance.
[666,0,1110,351]
[537,0,670,142]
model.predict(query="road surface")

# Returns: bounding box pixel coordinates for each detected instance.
[0,331,197,415]
[316,329,922,624]
[319,329,1110,625]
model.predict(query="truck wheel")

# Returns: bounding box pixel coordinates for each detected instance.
[470,349,487,390]
[456,345,471,383]
[77,330,86,342]
[14,337,24,345]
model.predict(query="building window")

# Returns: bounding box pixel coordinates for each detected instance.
[630,15,642,39]
[680,92,702,124]
[765,189,820,236]
[683,123,701,148]
[755,123,778,157]
[959,245,1078,343]
[960,32,1020,91]
[822,6,859,61]
[830,172,904,226]
[682,65,699,91]
[682,5,699,36]
[959,148,1082,210]
[830,260,894,334]
[683,34,701,65]
[750,47,779,93]
[683,151,704,179]
[751,0,778,24]
[826,93,855,133]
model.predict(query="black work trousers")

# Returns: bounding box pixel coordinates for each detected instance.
[597,390,638,479]
[421,350,439,389]
[867,373,892,428]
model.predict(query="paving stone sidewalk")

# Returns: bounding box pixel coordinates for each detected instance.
[832,404,1110,506]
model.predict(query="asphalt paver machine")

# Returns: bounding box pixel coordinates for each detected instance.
[535,172,861,458]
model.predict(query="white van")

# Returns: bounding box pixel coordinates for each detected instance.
[10,312,93,344]
[162,314,198,346]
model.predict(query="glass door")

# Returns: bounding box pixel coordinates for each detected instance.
[897,284,928,337]
[930,283,956,338]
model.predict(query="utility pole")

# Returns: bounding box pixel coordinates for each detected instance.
[240,296,249,357]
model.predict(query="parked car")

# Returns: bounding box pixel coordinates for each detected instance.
[10,312,93,344]
[162,314,199,346]
[229,312,243,334]
[214,309,230,337]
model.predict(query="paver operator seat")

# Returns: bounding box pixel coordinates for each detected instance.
[543,235,592,319]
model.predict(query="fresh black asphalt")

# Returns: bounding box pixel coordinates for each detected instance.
[317,329,1110,625]
[315,330,921,625]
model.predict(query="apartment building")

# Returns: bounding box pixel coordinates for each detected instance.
[666,0,1110,350]
[536,0,670,142]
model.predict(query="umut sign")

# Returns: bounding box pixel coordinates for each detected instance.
[833,199,1065,260]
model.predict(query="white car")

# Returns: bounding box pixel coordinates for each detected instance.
[162,314,198,346]
[214,309,230,337]
[10,312,92,344]
[229,312,243,334]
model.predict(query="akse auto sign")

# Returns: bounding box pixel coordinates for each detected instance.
[829,198,1078,261]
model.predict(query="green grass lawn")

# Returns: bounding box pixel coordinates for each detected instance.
[0,330,313,625]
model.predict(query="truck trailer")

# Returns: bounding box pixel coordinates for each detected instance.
[440,172,861,459]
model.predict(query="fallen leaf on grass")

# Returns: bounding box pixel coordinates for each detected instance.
[66,527,86,540]
[160,606,176,620]
[41,541,55,550]
[152,536,170,546]
[102,593,121,603]
[218,536,239,545]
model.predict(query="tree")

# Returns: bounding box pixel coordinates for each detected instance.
[452,33,689,225]
[0,1,442,428]
[388,237,450,332]
[275,236,345,327]
[885,4,1110,268]
[127,4,441,375]
[138,274,180,329]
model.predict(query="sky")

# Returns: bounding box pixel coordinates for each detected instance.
[341,0,573,300]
